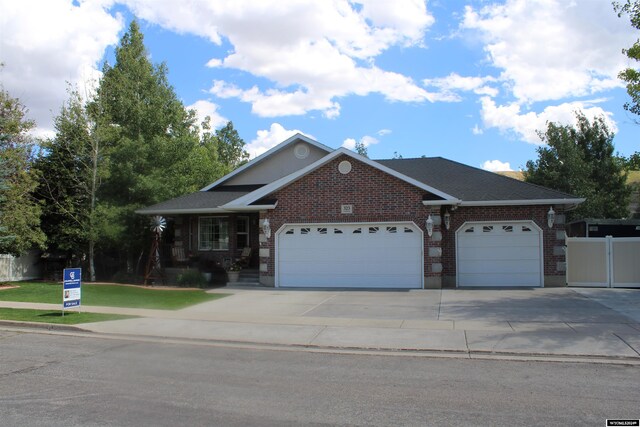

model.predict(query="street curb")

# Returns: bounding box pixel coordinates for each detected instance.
[0,320,88,333]
[4,324,638,366]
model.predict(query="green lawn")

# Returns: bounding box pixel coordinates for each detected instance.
[0,307,135,325]
[0,282,227,310]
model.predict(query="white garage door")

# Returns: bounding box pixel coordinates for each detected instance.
[457,221,543,287]
[277,223,423,288]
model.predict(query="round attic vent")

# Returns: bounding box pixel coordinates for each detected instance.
[294,143,310,159]
[338,160,352,174]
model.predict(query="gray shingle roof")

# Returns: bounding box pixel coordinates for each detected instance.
[376,157,579,202]
[136,190,250,214]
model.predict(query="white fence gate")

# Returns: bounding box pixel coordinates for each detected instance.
[566,236,640,288]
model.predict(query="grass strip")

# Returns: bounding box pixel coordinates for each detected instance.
[0,307,136,325]
[0,282,227,310]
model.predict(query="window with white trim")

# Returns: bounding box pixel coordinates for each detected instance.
[199,217,229,251]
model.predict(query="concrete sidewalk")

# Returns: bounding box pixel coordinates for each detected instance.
[1,287,639,361]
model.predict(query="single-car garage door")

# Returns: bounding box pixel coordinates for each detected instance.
[457,221,543,287]
[277,223,423,288]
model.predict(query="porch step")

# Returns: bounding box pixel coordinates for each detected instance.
[226,268,261,286]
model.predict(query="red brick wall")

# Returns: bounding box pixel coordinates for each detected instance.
[259,154,566,284]
[260,155,435,277]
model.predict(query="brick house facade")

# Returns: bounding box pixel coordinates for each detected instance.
[138,134,581,288]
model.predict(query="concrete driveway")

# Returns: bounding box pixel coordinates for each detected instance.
[183,287,640,325]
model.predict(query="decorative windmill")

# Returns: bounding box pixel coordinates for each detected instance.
[144,215,166,285]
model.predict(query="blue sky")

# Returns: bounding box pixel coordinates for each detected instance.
[1,0,638,171]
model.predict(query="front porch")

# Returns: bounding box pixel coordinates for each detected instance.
[159,212,261,286]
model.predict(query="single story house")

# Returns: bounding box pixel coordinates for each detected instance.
[137,134,584,289]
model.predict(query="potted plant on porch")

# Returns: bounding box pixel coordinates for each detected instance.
[227,262,242,282]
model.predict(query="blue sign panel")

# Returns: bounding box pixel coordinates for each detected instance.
[63,268,82,308]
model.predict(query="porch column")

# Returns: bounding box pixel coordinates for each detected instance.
[425,207,443,289]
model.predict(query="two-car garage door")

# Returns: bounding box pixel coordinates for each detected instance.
[456,221,543,287]
[277,223,423,288]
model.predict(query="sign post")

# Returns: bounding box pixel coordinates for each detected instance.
[62,268,82,316]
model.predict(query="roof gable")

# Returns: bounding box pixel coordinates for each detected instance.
[224,149,460,208]
[201,133,332,191]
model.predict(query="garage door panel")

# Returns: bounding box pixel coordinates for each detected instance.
[459,259,541,274]
[457,221,542,287]
[459,235,540,248]
[457,246,541,261]
[458,273,541,286]
[278,223,423,288]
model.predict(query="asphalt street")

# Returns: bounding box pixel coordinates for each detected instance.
[0,330,638,426]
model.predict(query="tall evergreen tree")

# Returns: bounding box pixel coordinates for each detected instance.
[88,20,222,270]
[525,112,631,220]
[0,87,45,255]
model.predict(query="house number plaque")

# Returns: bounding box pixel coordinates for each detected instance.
[341,204,353,214]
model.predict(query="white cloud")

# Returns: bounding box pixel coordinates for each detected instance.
[121,0,437,118]
[0,0,123,136]
[480,97,618,144]
[482,160,513,172]
[462,0,634,103]
[423,73,499,100]
[471,124,483,135]
[342,134,379,150]
[246,123,314,158]
[377,129,392,136]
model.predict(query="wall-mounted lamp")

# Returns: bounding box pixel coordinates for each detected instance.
[425,215,434,237]
[443,210,451,230]
[547,206,555,229]
[261,218,271,239]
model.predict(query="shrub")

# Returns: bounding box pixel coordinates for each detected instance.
[176,270,208,288]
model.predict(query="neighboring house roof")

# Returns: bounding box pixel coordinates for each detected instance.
[377,157,584,206]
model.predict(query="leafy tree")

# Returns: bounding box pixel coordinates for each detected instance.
[625,151,640,169]
[36,88,104,280]
[212,121,249,174]
[614,1,640,119]
[525,112,631,219]
[355,140,368,157]
[0,157,14,249]
[0,88,46,255]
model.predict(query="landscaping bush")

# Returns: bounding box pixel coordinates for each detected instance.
[176,270,208,288]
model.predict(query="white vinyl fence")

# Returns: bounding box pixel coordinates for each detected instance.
[0,250,41,282]
[566,236,640,288]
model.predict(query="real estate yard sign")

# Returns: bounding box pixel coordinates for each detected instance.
[63,268,82,311]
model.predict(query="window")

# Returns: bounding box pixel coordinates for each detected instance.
[236,216,249,248]
[502,225,513,233]
[368,227,379,234]
[386,226,397,233]
[483,225,494,233]
[301,227,311,235]
[464,227,475,233]
[353,228,362,234]
[317,227,327,234]
[285,228,294,235]
[522,225,532,232]
[404,227,414,233]
[199,217,229,251]
[333,228,343,234]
